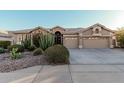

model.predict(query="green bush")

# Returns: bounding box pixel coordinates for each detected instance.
[8,44,24,52]
[28,45,36,51]
[10,48,21,59]
[33,48,43,56]
[0,41,11,49]
[44,45,70,64]
[0,47,5,54]
[39,33,54,51]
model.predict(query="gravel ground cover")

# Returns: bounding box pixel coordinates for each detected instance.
[0,52,48,72]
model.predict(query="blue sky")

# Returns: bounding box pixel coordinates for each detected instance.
[0,10,124,30]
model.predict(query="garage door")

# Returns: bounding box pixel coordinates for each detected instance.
[63,37,78,48]
[83,37,109,48]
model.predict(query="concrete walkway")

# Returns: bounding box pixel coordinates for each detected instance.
[1,65,124,83]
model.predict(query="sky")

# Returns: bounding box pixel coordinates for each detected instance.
[0,10,124,31]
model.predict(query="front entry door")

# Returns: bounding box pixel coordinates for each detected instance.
[55,31,63,44]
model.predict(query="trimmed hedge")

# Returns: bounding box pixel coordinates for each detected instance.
[44,44,70,64]
[0,41,11,49]
[8,44,24,52]
[33,48,43,56]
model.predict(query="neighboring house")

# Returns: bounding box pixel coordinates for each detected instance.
[1,23,117,48]
[0,30,14,43]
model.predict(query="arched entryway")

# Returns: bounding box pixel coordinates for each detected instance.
[55,31,63,44]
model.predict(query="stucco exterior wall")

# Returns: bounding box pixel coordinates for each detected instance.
[82,28,93,35]
[101,29,111,35]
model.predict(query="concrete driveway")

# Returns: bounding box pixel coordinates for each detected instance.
[69,49,124,65]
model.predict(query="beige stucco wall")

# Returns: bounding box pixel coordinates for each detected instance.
[101,29,111,35]
[14,28,49,44]
[15,34,23,44]
[82,28,111,36]
[82,28,93,35]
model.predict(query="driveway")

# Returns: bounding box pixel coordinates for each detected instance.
[69,49,124,64]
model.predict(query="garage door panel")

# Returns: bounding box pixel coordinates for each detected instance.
[83,38,109,48]
[63,37,78,48]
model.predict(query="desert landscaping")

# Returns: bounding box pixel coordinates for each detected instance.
[0,33,70,72]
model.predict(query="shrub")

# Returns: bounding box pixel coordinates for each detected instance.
[28,45,36,51]
[33,48,43,56]
[44,45,70,64]
[39,33,54,51]
[10,48,22,59]
[116,30,124,47]
[0,41,11,49]
[8,44,24,52]
[0,47,5,54]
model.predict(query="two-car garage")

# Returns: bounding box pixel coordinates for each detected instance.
[63,36,110,48]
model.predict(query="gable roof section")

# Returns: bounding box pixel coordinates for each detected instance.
[9,28,33,34]
[51,26,66,31]
[10,26,50,34]
[29,26,49,33]
[63,28,84,34]
[80,23,115,33]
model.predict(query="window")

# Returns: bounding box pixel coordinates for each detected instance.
[95,28,99,34]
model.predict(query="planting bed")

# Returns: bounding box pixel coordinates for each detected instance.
[0,52,48,72]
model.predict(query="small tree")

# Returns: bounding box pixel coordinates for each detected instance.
[116,27,124,48]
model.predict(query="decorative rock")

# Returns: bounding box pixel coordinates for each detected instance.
[0,52,48,72]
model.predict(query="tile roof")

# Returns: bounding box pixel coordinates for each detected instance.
[9,28,34,33]
[8,27,84,34]
[7,23,115,34]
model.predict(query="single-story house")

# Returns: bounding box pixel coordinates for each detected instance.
[1,23,117,48]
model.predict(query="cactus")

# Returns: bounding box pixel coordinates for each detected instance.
[21,35,32,49]
[10,48,22,59]
[39,33,54,51]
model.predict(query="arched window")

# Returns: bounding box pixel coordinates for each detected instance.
[95,28,99,34]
